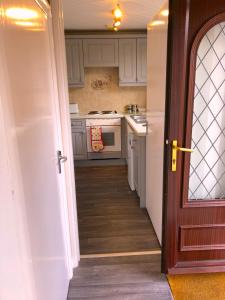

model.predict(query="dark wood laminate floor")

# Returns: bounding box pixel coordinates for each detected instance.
[67,255,172,300]
[75,165,160,254]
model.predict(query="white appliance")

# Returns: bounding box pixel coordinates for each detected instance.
[69,103,79,114]
[127,124,135,191]
[86,118,121,159]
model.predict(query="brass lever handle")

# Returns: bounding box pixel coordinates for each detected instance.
[172,140,193,172]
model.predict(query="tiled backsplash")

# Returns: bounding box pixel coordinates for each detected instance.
[69,68,146,113]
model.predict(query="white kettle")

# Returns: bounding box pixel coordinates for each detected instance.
[69,103,79,114]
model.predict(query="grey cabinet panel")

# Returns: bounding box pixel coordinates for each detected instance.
[119,39,137,85]
[133,135,146,207]
[121,118,128,159]
[137,38,147,83]
[71,120,87,160]
[72,132,87,160]
[65,39,84,87]
[138,136,146,208]
[133,137,139,194]
[83,39,118,67]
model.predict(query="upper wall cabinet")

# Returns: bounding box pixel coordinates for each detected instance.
[83,39,119,67]
[119,38,147,86]
[65,39,84,87]
[137,38,147,84]
[65,34,147,87]
[119,39,137,85]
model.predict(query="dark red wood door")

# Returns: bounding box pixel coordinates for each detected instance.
[163,0,225,274]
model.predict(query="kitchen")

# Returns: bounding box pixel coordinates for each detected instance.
[2,0,225,299]
[64,1,168,258]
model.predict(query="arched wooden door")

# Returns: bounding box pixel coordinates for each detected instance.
[163,0,225,274]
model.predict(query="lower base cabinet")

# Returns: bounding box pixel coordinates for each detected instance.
[71,120,87,160]
[127,121,146,207]
[72,131,87,160]
[133,135,146,207]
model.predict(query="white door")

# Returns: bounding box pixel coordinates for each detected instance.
[0,0,72,299]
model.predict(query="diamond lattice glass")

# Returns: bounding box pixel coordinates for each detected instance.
[189,22,225,201]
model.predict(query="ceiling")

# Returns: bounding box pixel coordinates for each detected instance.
[62,0,166,30]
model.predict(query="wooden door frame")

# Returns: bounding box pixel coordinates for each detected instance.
[162,0,225,274]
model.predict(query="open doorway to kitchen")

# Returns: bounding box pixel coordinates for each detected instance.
[62,1,172,298]
[62,0,168,262]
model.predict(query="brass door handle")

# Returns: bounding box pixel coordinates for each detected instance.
[172,140,193,172]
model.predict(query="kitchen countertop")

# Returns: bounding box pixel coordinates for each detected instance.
[70,113,147,136]
[124,115,147,137]
[70,113,124,119]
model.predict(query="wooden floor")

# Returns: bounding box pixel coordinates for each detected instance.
[67,254,172,300]
[75,165,160,254]
[68,165,172,300]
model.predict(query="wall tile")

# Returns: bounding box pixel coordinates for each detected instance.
[69,68,146,113]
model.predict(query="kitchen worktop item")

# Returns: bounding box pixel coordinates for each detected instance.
[69,103,79,114]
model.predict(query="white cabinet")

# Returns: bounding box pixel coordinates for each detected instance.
[119,39,137,85]
[83,39,119,67]
[137,38,147,84]
[71,120,87,160]
[119,38,147,86]
[126,122,146,207]
[65,39,84,87]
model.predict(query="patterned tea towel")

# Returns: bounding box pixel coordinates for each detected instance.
[90,126,104,152]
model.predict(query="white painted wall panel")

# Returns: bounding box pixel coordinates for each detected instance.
[146,23,168,244]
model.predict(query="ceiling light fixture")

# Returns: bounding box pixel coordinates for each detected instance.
[112,3,123,32]
[114,20,121,27]
[113,4,123,19]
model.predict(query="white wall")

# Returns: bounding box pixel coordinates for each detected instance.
[146,23,168,244]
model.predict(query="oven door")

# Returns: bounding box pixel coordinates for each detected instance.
[87,125,121,153]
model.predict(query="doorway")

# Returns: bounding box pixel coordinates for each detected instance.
[62,1,169,259]
[62,1,172,297]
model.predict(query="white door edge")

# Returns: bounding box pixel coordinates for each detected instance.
[51,0,80,275]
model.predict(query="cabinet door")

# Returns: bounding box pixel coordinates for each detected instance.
[72,131,87,160]
[83,39,118,67]
[133,137,139,195]
[119,39,137,86]
[65,39,84,87]
[137,38,147,84]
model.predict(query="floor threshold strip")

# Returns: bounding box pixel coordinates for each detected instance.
[80,249,161,259]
